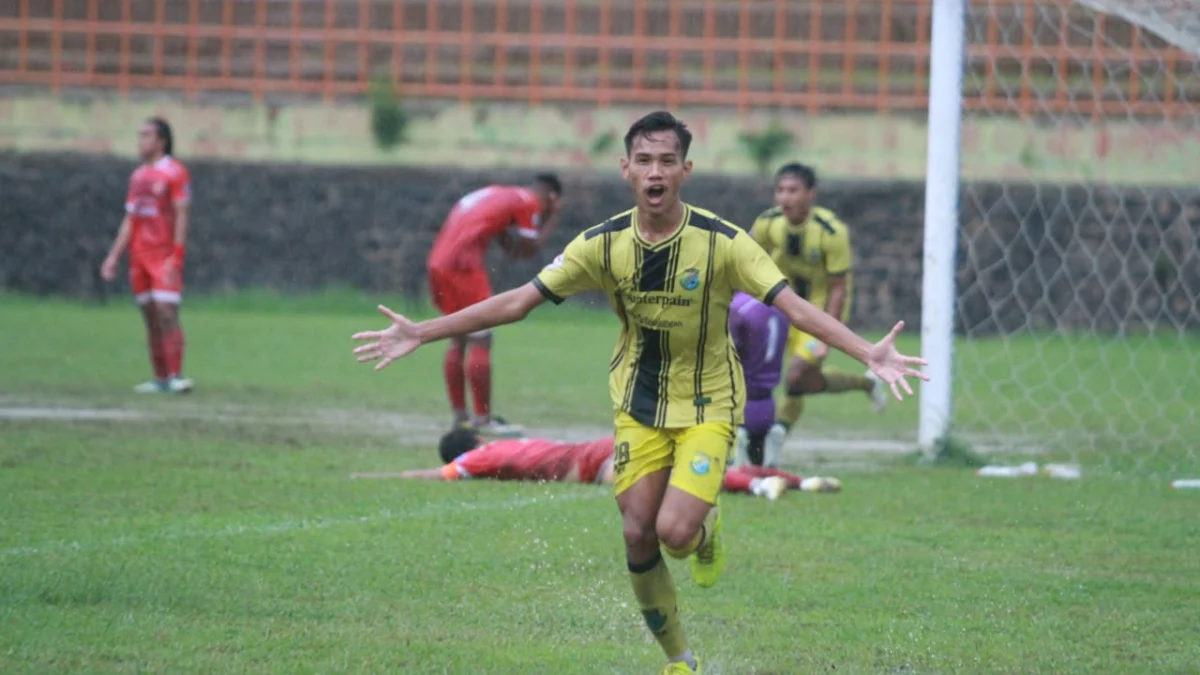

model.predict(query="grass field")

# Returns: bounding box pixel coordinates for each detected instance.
[2,292,1199,674]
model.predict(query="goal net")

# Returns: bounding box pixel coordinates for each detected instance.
[949,0,1200,477]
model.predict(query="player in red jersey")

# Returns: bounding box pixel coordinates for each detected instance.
[352,428,843,497]
[100,117,194,394]
[426,176,563,437]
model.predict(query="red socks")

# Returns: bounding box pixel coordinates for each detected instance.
[467,345,491,419]
[443,345,467,414]
[721,470,755,493]
[147,328,168,379]
[161,325,185,378]
[734,465,804,489]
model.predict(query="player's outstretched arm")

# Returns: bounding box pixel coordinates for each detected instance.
[772,286,928,401]
[352,283,547,371]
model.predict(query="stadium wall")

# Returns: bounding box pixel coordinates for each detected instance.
[2,152,1196,334]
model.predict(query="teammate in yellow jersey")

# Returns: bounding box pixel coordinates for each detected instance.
[750,163,890,462]
[350,111,928,674]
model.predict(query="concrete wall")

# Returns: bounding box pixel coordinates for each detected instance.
[2,152,1197,333]
[4,96,1199,185]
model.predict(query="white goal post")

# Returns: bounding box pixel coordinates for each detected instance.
[919,0,1200,476]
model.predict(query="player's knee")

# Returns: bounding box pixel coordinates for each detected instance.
[622,516,657,551]
[655,513,700,554]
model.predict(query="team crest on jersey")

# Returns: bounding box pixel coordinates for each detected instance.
[690,452,712,476]
[808,248,822,261]
[152,180,167,196]
[680,267,701,291]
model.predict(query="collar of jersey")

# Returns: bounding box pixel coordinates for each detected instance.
[784,211,813,231]
[632,203,691,250]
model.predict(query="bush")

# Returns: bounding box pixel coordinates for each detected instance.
[369,76,407,151]
[738,120,794,177]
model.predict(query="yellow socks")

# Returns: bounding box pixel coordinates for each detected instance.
[777,394,805,428]
[822,367,872,393]
[629,552,689,660]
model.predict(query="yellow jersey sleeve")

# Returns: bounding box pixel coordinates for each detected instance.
[749,209,779,253]
[532,233,602,304]
[727,229,789,305]
[823,218,852,276]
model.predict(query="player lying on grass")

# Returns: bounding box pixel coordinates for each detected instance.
[426,175,563,438]
[750,163,888,442]
[100,117,194,395]
[353,110,927,674]
[351,428,843,499]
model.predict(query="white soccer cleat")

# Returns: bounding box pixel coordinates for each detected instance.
[133,379,167,394]
[865,370,888,414]
[754,475,789,501]
[763,422,786,468]
[733,426,751,467]
[166,376,194,394]
[799,476,843,493]
[473,416,524,438]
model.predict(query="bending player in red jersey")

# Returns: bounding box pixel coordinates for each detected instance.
[100,118,194,394]
[352,428,843,498]
[426,176,563,438]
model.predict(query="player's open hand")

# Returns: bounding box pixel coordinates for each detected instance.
[352,305,421,371]
[866,321,929,402]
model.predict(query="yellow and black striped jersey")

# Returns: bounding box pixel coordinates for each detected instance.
[533,204,788,429]
[750,205,853,320]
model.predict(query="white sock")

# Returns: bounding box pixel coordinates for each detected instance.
[670,649,698,670]
[749,477,766,496]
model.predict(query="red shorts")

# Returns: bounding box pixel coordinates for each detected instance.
[428,265,491,315]
[130,254,183,305]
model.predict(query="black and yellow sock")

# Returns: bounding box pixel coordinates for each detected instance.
[777,394,805,429]
[629,552,689,660]
[822,367,872,393]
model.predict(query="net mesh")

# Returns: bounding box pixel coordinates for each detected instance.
[950,0,1200,476]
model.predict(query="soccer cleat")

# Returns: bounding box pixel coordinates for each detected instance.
[865,370,888,414]
[733,426,751,467]
[689,499,725,589]
[762,422,786,468]
[755,475,789,501]
[660,660,701,674]
[134,379,168,394]
[166,376,194,394]
[799,476,844,493]
[472,416,524,438]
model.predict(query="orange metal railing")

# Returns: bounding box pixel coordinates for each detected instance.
[0,0,1195,117]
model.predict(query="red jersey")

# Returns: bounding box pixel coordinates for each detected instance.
[442,437,614,483]
[125,155,191,259]
[427,185,542,270]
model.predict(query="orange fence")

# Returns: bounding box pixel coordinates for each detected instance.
[1,0,1195,116]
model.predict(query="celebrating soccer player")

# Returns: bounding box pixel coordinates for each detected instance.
[100,117,194,394]
[352,111,927,674]
[426,175,563,437]
[729,291,791,467]
[750,163,889,443]
[351,428,842,498]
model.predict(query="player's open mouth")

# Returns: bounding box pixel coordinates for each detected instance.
[645,184,667,206]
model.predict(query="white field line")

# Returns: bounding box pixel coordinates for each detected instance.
[0,490,604,558]
[0,398,1042,466]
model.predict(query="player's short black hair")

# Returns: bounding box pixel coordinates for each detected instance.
[533,172,562,196]
[439,427,481,465]
[776,163,817,189]
[624,110,693,158]
[147,116,174,156]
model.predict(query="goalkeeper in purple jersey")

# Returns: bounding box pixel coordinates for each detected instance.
[729,291,791,467]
